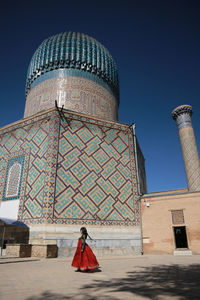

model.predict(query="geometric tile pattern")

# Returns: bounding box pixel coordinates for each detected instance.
[0,108,140,227]
[0,151,29,216]
[0,113,53,223]
[54,113,139,226]
[2,155,25,201]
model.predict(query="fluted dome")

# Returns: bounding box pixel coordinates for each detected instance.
[26,32,119,102]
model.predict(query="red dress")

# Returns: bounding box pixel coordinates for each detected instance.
[72,236,99,271]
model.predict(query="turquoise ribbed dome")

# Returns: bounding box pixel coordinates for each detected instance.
[26,32,119,102]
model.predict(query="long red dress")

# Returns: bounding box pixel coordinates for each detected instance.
[72,236,99,271]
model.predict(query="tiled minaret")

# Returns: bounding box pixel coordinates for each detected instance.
[172,105,200,191]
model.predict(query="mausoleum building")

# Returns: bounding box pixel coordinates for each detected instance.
[0,32,146,256]
[0,32,199,256]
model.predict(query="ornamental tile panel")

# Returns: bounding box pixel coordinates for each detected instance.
[54,187,75,215]
[79,153,102,173]
[101,142,121,160]
[74,194,98,216]
[0,108,140,227]
[118,182,132,203]
[97,196,115,219]
[62,202,84,219]
[54,114,139,226]
[62,148,81,168]
[93,149,109,166]
[101,158,118,179]
[113,137,127,153]
[70,161,90,181]
[84,137,101,155]
[79,172,98,195]
[96,177,118,197]
[88,186,107,205]
[0,111,58,224]
[109,171,126,189]
[63,130,85,150]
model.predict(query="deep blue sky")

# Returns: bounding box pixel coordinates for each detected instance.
[0,0,200,192]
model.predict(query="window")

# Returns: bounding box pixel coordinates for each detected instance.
[171,210,184,225]
[2,155,25,201]
[6,163,22,198]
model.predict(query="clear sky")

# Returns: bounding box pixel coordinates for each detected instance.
[0,0,200,192]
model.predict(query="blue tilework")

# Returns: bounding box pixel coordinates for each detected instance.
[54,114,140,226]
[26,32,119,102]
[0,109,140,227]
[30,69,116,100]
[2,156,25,201]
[0,114,53,223]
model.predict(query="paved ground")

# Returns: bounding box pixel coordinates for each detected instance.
[0,255,200,300]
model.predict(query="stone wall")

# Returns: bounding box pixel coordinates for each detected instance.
[28,224,142,257]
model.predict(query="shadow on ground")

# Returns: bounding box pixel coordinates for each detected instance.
[82,264,200,300]
[26,264,200,300]
[26,291,117,300]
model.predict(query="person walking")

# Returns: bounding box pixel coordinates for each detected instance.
[72,227,99,271]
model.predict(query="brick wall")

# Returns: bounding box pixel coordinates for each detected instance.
[141,190,200,254]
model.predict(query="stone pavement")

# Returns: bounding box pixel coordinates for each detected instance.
[0,255,200,300]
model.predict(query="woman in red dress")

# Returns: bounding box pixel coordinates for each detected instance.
[72,227,99,271]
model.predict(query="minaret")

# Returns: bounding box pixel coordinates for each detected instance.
[172,104,200,191]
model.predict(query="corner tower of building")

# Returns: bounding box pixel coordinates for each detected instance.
[172,104,200,191]
[24,32,119,121]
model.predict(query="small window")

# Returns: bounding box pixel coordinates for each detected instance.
[6,163,22,198]
[2,155,25,201]
[171,210,184,225]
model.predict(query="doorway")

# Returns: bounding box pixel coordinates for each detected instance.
[173,226,188,248]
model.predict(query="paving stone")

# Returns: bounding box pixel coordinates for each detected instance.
[0,255,200,300]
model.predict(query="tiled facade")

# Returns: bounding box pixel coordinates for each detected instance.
[0,108,140,228]
[24,76,118,121]
[54,113,139,226]
[0,112,56,223]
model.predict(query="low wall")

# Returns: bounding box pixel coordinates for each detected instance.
[29,225,142,257]
[5,244,57,258]
[6,244,31,257]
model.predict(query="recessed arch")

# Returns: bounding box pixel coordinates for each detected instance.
[6,162,22,198]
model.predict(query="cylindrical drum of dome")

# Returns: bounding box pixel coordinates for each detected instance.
[24,32,119,121]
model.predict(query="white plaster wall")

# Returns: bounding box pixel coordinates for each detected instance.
[0,200,19,221]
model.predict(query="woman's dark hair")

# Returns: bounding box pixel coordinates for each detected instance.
[80,227,93,240]
[80,227,87,235]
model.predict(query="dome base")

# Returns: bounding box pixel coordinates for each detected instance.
[24,75,118,121]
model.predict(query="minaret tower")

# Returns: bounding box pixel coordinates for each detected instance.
[172,104,200,191]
